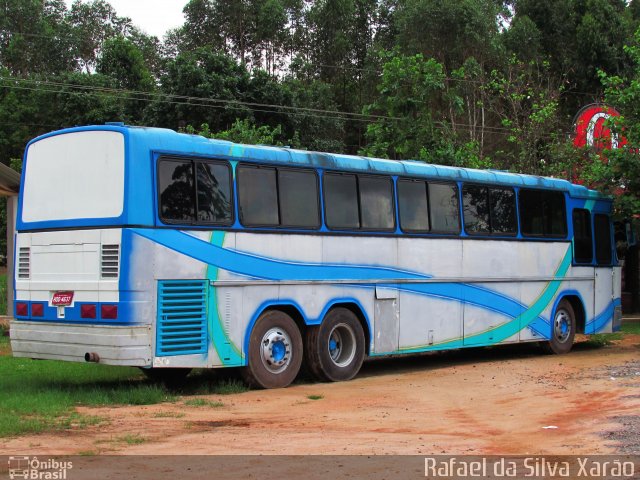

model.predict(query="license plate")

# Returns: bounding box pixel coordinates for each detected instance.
[52,291,74,306]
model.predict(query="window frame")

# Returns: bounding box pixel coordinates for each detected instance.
[427,181,461,235]
[323,171,397,232]
[462,183,517,237]
[572,208,593,264]
[237,163,322,230]
[276,166,322,230]
[397,177,431,234]
[357,173,397,232]
[594,213,613,266]
[518,188,568,239]
[157,155,234,227]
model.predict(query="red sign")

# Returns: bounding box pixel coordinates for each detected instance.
[52,291,74,306]
[573,104,626,151]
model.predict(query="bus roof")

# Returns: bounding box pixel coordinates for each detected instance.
[30,124,609,201]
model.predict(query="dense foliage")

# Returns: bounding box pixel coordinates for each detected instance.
[1,0,639,232]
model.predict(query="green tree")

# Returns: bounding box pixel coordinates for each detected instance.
[360,51,446,160]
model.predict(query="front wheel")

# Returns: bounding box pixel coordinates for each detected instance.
[542,299,576,355]
[243,310,303,389]
[305,308,365,382]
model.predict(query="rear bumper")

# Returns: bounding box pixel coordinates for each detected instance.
[10,321,152,367]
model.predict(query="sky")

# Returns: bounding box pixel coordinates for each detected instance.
[64,0,186,38]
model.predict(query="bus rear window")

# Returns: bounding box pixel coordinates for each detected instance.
[22,131,125,223]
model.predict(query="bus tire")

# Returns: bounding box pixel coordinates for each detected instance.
[304,308,365,382]
[243,310,303,389]
[542,299,576,355]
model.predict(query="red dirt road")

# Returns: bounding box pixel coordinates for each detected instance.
[2,335,639,456]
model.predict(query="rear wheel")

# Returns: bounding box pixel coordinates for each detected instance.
[305,308,365,382]
[542,300,576,355]
[243,310,303,389]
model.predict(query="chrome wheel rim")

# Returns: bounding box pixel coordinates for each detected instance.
[327,323,357,367]
[554,308,572,344]
[260,327,292,374]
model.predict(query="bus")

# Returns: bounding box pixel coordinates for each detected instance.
[11,124,622,388]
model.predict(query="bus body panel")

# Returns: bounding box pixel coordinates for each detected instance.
[11,125,622,376]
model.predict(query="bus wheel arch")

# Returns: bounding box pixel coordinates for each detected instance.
[561,295,586,334]
[304,303,368,382]
[242,308,304,389]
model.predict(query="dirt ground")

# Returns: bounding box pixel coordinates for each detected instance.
[2,334,639,457]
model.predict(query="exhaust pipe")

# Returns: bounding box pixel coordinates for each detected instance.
[84,352,100,363]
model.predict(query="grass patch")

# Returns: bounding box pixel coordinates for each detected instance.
[212,379,249,395]
[306,394,324,401]
[0,327,9,356]
[622,321,640,335]
[153,411,186,418]
[117,433,146,445]
[179,371,250,395]
[184,398,224,408]
[0,356,177,437]
[581,321,640,348]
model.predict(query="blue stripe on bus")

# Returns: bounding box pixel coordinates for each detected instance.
[131,228,551,327]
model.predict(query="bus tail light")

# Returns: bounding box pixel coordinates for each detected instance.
[81,304,96,319]
[31,303,44,317]
[16,302,28,316]
[101,305,118,319]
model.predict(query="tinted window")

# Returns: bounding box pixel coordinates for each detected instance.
[159,160,195,222]
[519,189,544,236]
[398,179,429,232]
[359,175,394,230]
[545,191,567,236]
[463,185,490,234]
[490,188,517,234]
[324,173,359,229]
[278,169,319,228]
[238,166,279,226]
[519,189,567,237]
[196,162,232,223]
[429,183,459,233]
[572,209,593,263]
[594,214,612,265]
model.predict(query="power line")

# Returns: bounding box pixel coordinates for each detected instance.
[0,75,403,123]
[2,75,533,134]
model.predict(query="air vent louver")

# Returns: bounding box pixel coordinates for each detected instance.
[18,247,30,279]
[101,244,120,278]
[156,281,207,356]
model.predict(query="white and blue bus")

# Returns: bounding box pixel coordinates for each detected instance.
[11,124,622,388]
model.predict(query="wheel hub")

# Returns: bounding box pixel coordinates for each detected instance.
[554,309,572,343]
[327,323,356,367]
[260,328,292,373]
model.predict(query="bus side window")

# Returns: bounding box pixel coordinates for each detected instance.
[324,173,360,229]
[463,185,490,235]
[238,165,279,226]
[572,209,593,263]
[196,161,233,224]
[398,179,430,232]
[520,189,567,238]
[594,214,613,265]
[278,169,320,228]
[490,188,517,235]
[358,175,395,231]
[158,159,195,222]
[429,183,459,233]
